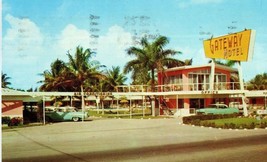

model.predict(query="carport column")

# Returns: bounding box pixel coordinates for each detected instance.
[130,95,132,119]
[96,96,100,114]
[81,91,85,122]
[265,96,267,109]
[142,96,145,117]
[151,96,155,117]
[116,96,119,116]
[43,95,45,125]
[237,61,248,116]
[176,95,179,113]
[209,59,215,91]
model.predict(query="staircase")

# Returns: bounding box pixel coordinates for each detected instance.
[161,99,174,116]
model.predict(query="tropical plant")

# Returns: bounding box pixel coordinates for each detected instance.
[66,46,105,113]
[124,35,182,91]
[103,66,127,92]
[131,67,151,85]
[2,73,11,88]
[39,59,70,91]
[247,73,267,90]
[166,58,193,68]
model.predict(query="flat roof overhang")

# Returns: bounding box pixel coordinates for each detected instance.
[113,90,250,99]
[2,90,266,101]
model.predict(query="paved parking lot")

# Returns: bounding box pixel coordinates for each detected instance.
[2,118,267,162]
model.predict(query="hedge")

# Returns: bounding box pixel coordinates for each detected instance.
[2,116,11,124]
[183,114,239,125]
[2,117,23,126]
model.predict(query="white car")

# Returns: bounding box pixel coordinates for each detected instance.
[229,102,243,110]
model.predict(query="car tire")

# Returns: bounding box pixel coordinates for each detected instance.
[72,117,79,122]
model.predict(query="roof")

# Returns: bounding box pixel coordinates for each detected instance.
[161,63,238,73]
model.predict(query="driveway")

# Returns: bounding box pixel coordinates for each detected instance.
[2,118,267,162]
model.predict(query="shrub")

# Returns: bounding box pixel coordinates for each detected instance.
[192,119,201,126]
[258,122,267,128]
[2,116,11,124]
[8,117,23,127]
[182,114,239,124]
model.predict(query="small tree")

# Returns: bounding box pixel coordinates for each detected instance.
[2,73,11,88]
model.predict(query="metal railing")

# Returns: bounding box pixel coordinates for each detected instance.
[116,82,243,93]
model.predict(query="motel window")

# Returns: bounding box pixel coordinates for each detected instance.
[215,74,227,83]
[189,73,210,91]
[164,74,182,84]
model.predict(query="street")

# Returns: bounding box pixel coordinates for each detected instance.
[2,118,267,162]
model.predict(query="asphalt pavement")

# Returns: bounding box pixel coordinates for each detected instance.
[2,118,267,162]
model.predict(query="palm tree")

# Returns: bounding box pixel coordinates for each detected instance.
[131,66,151,85]
[66,46,105,117]
[247,73,267,90]
[103,66,127,92]
[39,59,70,91]
[2,73,11,88]
[124,35,182,92]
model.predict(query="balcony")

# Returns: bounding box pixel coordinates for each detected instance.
[116,82,242,93]
[158,82,241,92]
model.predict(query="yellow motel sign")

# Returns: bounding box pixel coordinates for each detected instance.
[203,29,256,61]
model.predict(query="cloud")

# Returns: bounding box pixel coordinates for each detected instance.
[96,25,133,68]
[54,24,92,59]
[53,24,134,69]
[3,14,44,60]
[52,24,133,83]
[3,14,45,89]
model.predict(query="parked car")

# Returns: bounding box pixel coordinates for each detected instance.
[45,106,89,122]
[229,102,243,110]
[196,104,239,115]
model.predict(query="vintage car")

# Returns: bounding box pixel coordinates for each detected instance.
[196,104,239,115]
[45,106,89,122]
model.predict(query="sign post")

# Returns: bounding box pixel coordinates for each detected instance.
[203,29,256,117]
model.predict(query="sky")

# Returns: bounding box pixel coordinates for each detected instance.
[2,0,267,90]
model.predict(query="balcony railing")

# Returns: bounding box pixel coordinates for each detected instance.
[116,82,243,93]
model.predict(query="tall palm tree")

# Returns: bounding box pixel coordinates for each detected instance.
[66,46,105,116]
[39,59,70,91]
[2,73,11,88]
[131,66,151,85]
[103,66,127,92]
[124,35,182,91]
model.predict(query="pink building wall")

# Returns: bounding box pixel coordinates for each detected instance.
[158,66,233,112]
[2,100,23,117]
